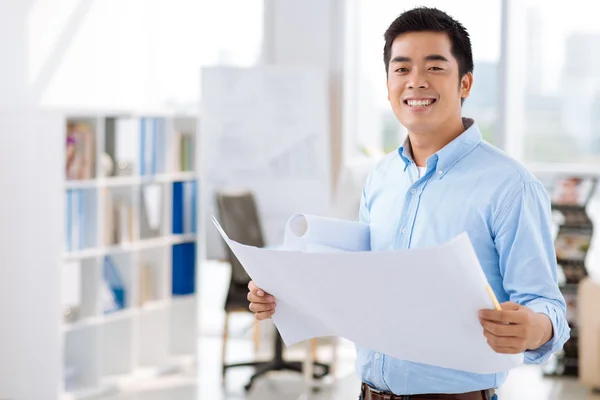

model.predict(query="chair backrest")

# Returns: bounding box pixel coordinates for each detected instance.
[214,190,266,286]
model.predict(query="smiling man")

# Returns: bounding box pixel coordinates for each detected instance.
[247,7,569,400]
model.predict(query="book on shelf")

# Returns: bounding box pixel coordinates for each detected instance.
[172,181,197,235]
[172,132,195,172]
[115,203,134,244]
[66,121,95,180]
[139,261,154,306]
[66,189,85,252]
[139,117,167,176]
[140,184,163,239]
[111,116,167,177]
[103,188,134,246]
[102,256,126,313]
[172,242,196,296]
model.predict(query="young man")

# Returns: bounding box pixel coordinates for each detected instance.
[247,7,569,399]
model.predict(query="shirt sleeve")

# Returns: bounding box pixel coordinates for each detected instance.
[358,171,373,224]
[492,180,570,364]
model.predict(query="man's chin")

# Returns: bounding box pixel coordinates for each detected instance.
[401,119,436,135]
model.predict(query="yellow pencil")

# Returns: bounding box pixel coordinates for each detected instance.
[485,284,502,311]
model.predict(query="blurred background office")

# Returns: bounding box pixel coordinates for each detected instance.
[2,0,600,399]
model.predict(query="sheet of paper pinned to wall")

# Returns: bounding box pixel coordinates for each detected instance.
[211,215,524,375]
[200,66,332,259]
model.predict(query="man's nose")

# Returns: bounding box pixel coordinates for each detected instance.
[407,71,429,89]
[408,81,428,89]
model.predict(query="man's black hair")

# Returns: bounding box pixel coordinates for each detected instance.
[383,7,474,82]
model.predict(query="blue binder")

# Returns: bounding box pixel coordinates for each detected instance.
[172,180,198,234]
[172,181,184,234]
[172,242,196,296]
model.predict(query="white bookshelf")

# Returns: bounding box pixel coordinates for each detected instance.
[61,110,199,400]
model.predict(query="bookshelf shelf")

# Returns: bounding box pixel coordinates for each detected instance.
[61,111,199,399]
[63,317,102,333]
[65,172,197,190]
[64,234,197,261]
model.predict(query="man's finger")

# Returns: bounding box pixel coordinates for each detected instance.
[479,309,524,324]
[483,330,521,347]
[478,309,512,323]
[483,329,528,353]
[255,309,275,321]
[249,302,276,313]
[480,319,521,337]
[248,280,265,297]
[247,292,275,304]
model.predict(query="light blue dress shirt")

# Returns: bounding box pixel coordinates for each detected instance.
[356,118,570,395]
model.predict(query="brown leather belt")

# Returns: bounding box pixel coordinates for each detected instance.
[361,382,495,400]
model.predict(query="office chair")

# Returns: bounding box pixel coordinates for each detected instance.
[215,190,330,391]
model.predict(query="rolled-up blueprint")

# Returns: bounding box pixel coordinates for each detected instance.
[283,213,370,252]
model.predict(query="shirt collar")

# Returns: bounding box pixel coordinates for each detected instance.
[397,117,482,178]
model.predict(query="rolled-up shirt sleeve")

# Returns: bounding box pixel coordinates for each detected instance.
[492,180,570,364]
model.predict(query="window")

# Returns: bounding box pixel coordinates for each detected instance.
[504,1,600,275]
[507,0,600,164]
[349,0,501,159]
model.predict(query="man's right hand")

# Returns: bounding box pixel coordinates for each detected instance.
[247,280,276,320]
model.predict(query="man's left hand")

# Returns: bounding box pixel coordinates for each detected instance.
[479,301,553,354]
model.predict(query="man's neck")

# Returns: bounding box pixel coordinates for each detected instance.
[408,117,466,167]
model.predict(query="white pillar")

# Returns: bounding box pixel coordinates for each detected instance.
[262,0,348,190]
[498,0,527,160]
[0,109,64,400]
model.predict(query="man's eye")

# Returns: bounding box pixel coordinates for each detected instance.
[396,68,409,73]
[430,67,443,71]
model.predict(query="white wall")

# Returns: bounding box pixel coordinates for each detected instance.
[0,1,34,106]
[1,0,263,110]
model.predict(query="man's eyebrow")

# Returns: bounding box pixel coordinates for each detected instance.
[390,54,450,63]
[390,56,411,63]
[425,54,449,62]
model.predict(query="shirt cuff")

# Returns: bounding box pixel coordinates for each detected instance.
[523,300,570,364]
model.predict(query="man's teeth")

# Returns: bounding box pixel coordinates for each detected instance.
[407,99,433,107]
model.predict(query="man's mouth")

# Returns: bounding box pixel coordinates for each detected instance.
[404,99,436,108]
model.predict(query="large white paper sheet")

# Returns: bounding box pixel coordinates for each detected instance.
[211,215,523,374]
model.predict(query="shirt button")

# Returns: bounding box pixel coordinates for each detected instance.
[375,353,380,359]
[411,189,417,195]
[437,170,443,175]
[402,228,408,235]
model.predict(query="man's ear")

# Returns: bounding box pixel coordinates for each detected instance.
[460,72,474,100]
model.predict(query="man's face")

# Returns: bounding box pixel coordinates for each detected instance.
[386,31,472,134]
